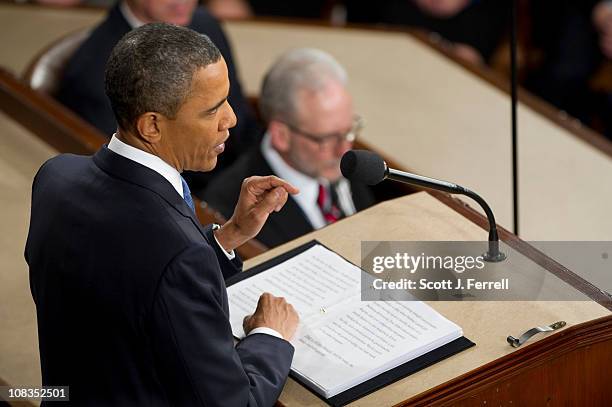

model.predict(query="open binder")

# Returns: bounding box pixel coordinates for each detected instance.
[226,240,475,406]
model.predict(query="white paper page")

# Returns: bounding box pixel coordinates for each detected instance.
[228,244,362,338]
[291,300,461,397]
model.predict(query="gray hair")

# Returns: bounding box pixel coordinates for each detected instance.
[259,48,348,125]
[105,23,222,133]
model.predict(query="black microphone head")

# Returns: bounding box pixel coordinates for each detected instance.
[340,150,387,185]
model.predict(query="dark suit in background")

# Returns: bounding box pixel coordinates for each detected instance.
[202,147,375,248]
[25,147,293,406]
[56,4,260,192]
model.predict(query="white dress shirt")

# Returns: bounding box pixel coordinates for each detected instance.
[260,133,356,228]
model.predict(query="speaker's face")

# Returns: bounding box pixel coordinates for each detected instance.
[158,59,237,173]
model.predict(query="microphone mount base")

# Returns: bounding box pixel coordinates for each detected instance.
[483,250,507,263]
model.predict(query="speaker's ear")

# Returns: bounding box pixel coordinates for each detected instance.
[135,112,162,144]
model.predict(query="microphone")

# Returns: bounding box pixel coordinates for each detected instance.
[341,150,506,262]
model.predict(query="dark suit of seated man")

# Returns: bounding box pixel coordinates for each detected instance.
[56,0,260,193]
[203,49,375,248]
[26,23,299,406]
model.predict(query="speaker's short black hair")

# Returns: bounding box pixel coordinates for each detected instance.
[105,23,221,133]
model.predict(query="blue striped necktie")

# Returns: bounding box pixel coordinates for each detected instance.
[181,176,195,213]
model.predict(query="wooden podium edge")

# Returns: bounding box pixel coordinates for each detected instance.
[397,314,612,406]
[0,67,107,155]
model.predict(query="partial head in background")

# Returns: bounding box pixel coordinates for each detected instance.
[105,23,236,173]
[414,0,470,18]
[125,0,198,26]
[259,48,360,182]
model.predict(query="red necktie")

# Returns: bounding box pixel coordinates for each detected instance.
[317,184,342,224]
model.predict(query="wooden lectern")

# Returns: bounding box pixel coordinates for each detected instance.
[245,192,612,406]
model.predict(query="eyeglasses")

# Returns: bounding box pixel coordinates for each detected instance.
[284,115,364,150]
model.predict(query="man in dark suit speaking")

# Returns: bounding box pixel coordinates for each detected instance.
[203,49,375,248]
[25,23,298,406]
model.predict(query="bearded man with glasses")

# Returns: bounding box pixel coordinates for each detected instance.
[203,48,375,248]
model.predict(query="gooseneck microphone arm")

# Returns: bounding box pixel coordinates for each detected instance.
[385,167,506,262]
[339,150,506,262]
[386,168,461,194]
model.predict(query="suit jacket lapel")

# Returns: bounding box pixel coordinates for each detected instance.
[93,146,207,236]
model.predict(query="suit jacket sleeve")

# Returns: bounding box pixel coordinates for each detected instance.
[202,224,242,280]
[149,243,294,406]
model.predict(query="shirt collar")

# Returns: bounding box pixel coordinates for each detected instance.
[260,132,320,206]
[107,134,185,198]
[120,1,146,29]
